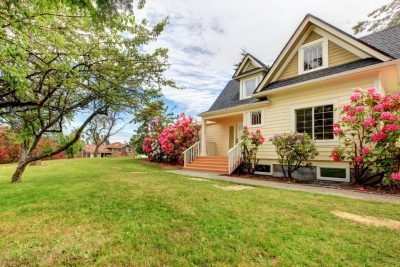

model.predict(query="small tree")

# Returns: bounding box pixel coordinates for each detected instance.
[331,87,400,185]
[271,132,318,180]
[85,111,126,157]
[240,126,265,174]
[57,133,85,158]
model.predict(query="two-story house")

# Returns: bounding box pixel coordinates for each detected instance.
[184,14,400,182]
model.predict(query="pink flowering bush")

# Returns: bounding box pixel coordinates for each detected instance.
[159,113,201,164]
[143,113,200,164]
[331,87,400,186]
[270,132,318,180]
[240,127,265,174]
[142,118,166,161]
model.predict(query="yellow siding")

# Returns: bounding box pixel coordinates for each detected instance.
[278,52,298,80]
[258,77,374,161]
[205,76,378,162]
[328,41,360,67]
[277,32,361,81]
[304,31,322,44]
[243,61,257,72]
[205,116,242,156]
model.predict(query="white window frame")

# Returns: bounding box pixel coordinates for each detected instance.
[254,163,273,176]
[317,165,350,182]
[240,75,262,100]
[290,99,338,144]
[247,109,264,127]
[298,37,329,75]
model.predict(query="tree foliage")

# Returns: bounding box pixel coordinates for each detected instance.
[0,0,174,182]
[56,133,85,158]
[353,0,400,34]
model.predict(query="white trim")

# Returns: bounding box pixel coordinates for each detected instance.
[298,37,329,75]
[317,165,350,182]
[254,163,273,176]
[246,108,264,127]
[252,58,400,98]
[240,75,262,100]
[290,99,338,142]
[233,54,264,78]
[255,15,392,93]
[199,101,270,119]
[312,27,369,59]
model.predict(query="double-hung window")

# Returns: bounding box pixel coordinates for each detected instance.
[295,104,334,140]
[299,38,328,74]
[240,76,261,99]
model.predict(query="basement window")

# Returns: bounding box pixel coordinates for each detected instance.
[317,166,350,182]
[254,164,273,175]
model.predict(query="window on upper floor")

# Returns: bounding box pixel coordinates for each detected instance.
[240,75,261,99]
[298,38,328,74]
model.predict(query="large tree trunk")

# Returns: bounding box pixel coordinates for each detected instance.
[11,158,30,183]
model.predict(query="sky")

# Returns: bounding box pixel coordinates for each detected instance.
[103,0,388,143]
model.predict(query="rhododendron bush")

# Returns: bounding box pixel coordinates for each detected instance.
[0,126,20,164]
[240,127,265,174]
[270,132,318,180]
[331,87,400,186]
[142,113,200,164]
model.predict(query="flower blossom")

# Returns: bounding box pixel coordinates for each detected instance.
[381,112,393,120]
[342,104,351,111]
[361,147,371,155]
[391,173,400,181]
[350,91,362,101]
[362,118,376,127]
[371,132,387,142]
[355,106,365,113]
[355,156,363,165]
[331,150,341,162]
[333,128,343,135]
[382,124,400,132]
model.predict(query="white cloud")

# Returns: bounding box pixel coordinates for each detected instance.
[135,0,388,115]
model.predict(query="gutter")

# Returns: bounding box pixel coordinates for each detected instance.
[252,58,400,98]
[199,100,271,118]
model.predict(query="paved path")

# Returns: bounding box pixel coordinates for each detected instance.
[167,170,400,205]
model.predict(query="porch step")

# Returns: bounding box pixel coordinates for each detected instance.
[184,156,228,174]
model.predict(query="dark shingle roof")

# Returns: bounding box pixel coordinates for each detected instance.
[260,58,382,92]
[360,25,400,59]
[206,80,265,112]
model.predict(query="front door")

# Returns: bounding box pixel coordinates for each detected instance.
[236,123,243,144]
[228,125,235,148]
[229,123,243,149]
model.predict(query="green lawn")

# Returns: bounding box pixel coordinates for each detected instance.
[0,158,399,266]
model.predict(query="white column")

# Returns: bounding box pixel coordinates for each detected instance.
[200,119,207,156]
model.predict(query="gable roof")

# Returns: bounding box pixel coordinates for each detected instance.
[257,58,382,94]
[254,14,393,93]
[205,80,265,112]
[360,24,400,59]
[232,53,268,78]
[107,142,129,149]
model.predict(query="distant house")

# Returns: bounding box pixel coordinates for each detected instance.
[81,142,132,158]
[184,14,400,182]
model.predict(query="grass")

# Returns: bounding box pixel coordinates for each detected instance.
[0,158,399,266]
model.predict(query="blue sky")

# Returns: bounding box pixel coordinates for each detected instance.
[80,0,388,143]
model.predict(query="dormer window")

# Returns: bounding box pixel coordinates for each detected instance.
[298,38,328,74]
[240,75,261,99]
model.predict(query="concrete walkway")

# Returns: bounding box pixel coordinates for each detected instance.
[167,170,400,205]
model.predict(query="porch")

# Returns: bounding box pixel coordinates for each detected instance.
[183,113,244,174]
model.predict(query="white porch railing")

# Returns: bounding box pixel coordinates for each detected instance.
[228,141,242,175]
[183,141,201,167]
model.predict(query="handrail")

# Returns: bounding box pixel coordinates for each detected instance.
[227,141,242,175]
[183,141,201,167]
